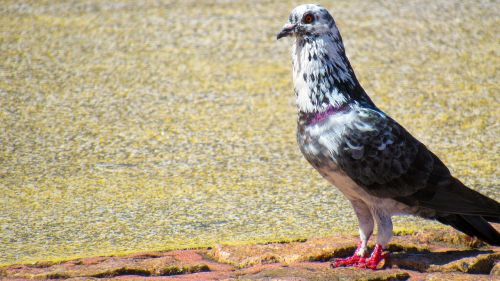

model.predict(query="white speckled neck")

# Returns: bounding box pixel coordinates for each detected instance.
[292,31,356,113]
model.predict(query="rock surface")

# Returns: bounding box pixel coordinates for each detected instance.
[1,229,499,280]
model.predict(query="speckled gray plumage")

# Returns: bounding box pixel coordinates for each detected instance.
[331,107,428,198]
[279,4,500,249]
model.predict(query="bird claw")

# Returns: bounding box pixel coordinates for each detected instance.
[330,241,368,268]
[356,244,389,270]
[330,254,366,268]
[331,243,389,270]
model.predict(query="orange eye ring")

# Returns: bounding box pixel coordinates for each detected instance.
[303,14,314,24]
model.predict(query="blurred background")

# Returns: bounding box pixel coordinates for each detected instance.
[0,0,498,265]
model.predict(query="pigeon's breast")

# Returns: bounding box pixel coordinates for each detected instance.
[297,110,374,202]
[297,109,355,171]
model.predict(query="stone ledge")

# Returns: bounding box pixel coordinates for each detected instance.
[1,229,499,280]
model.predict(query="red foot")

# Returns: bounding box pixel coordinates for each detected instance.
[330,241,367,268]
[356,244,389,270]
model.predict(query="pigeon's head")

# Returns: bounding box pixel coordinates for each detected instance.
[277,4,336,40]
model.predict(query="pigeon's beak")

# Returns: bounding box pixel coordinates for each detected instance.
[277,23,296,40]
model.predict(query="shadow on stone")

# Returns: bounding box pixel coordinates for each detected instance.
[390,249,496,273]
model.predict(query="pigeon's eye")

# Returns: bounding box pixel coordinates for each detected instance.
[302,14,314,24]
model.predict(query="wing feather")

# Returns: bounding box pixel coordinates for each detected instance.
[335,107,433,197]
[334,107,500,218]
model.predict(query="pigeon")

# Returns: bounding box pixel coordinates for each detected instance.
[277,4,500,270]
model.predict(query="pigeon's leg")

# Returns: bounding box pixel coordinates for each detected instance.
[357,210,391,270]
[331,200,373,268]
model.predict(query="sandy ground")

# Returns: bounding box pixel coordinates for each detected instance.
[0,0,499,265]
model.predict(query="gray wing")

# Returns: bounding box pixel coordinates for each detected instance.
[335,107,500,218]
[334,107,436,198]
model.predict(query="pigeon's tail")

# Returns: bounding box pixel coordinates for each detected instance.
[425,177,500,246]
[428,178,500,246]
[483,216,500,224]
[411,176,500,219]
[436,214,500,246]
[399,168,500,245]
